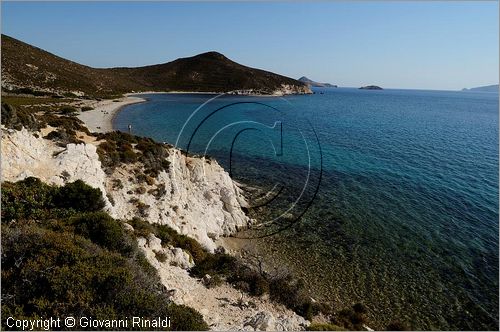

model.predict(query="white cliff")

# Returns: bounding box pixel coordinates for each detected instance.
[1,127,249,251]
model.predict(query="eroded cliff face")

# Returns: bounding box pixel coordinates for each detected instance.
[105,149,251,251]
[1,127,250,251]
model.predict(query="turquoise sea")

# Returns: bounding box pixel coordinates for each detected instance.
[114,88,499,330]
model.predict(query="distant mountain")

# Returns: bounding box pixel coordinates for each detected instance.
[461,84,498,93]
[359,85,383,90]
[298,76,337,88]
[1,34,311,97]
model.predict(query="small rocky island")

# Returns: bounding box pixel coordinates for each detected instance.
[359,85,383,90]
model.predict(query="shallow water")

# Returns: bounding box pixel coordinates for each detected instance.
[115,88,498,329]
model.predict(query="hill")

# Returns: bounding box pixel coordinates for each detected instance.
[298,76,337,88]
[1,35,311,97]
[461,84,498,93]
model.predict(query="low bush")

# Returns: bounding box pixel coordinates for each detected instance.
[1,177,209,330]
[332,305,368,331]
[128,217,156,238]
[190,252,238,277]
[44,129,84,146]
[1,223,208,330]
[1,102,40,131]
[11,87,52,96]
[40,113,89,134]
[1,177,105,222]
[155,224,207,263]
[81,106,94,112]
[227,263,269,296]
[54,179,106,212]
[71,211,135,255]
[96,132,170,177]
[155,251,169,263]
[59,105,78,115]
[269,275,313,318]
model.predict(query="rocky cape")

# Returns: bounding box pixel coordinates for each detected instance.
[298,76,337,88]
[1,34,311,97]
[1,120,309,330]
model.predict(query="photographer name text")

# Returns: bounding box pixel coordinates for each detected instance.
[6,316,171,330]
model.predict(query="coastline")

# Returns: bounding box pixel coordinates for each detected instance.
[77,90,300,134]
[77,95,146,133]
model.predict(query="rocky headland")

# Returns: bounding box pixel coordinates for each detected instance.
[1,97,311,330]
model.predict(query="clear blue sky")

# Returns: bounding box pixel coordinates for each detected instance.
[2,1,498,90]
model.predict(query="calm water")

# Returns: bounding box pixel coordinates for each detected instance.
[115,88,499,330]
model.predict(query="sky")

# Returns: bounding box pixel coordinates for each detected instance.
[2,1,498,90]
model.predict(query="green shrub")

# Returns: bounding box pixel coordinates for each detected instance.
[228,263,269,296]
[43,128,84,146]
[1,102,40,131]
[128,217,155,238]
[71,212,135,255]
[12,87,52,96]
[122,147,138,163]
[190,253,237,278]
[269,274,314,319]
[112,178,124,189]
[155,225,207,263]
[95,132,170,177]
[40,113,89,134]
[81,106,94,112]
[1,177,56,221]
[63,92,79,98]
[333,306,367,330]
[54,179,105,212]
[135,186,147,194]
[1,223,208,330]
[59,105,78,115]
[1,178,106,223]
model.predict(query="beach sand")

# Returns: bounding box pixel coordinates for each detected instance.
[77,95,145,133]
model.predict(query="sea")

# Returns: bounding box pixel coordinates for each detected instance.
[114,87,499,330]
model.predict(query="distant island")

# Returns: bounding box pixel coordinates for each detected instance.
[360,85,383,90]
[1,34,311,97]
[461,84,498,93]
[298,76,337,88]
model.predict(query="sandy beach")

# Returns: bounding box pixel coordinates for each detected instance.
[77,95,145,133]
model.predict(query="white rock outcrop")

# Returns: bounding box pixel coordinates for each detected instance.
[1,127,250,251]
[105,149,251,251]
[1,127,108,196]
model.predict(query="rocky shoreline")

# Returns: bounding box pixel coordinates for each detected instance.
[1,97,310,330]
